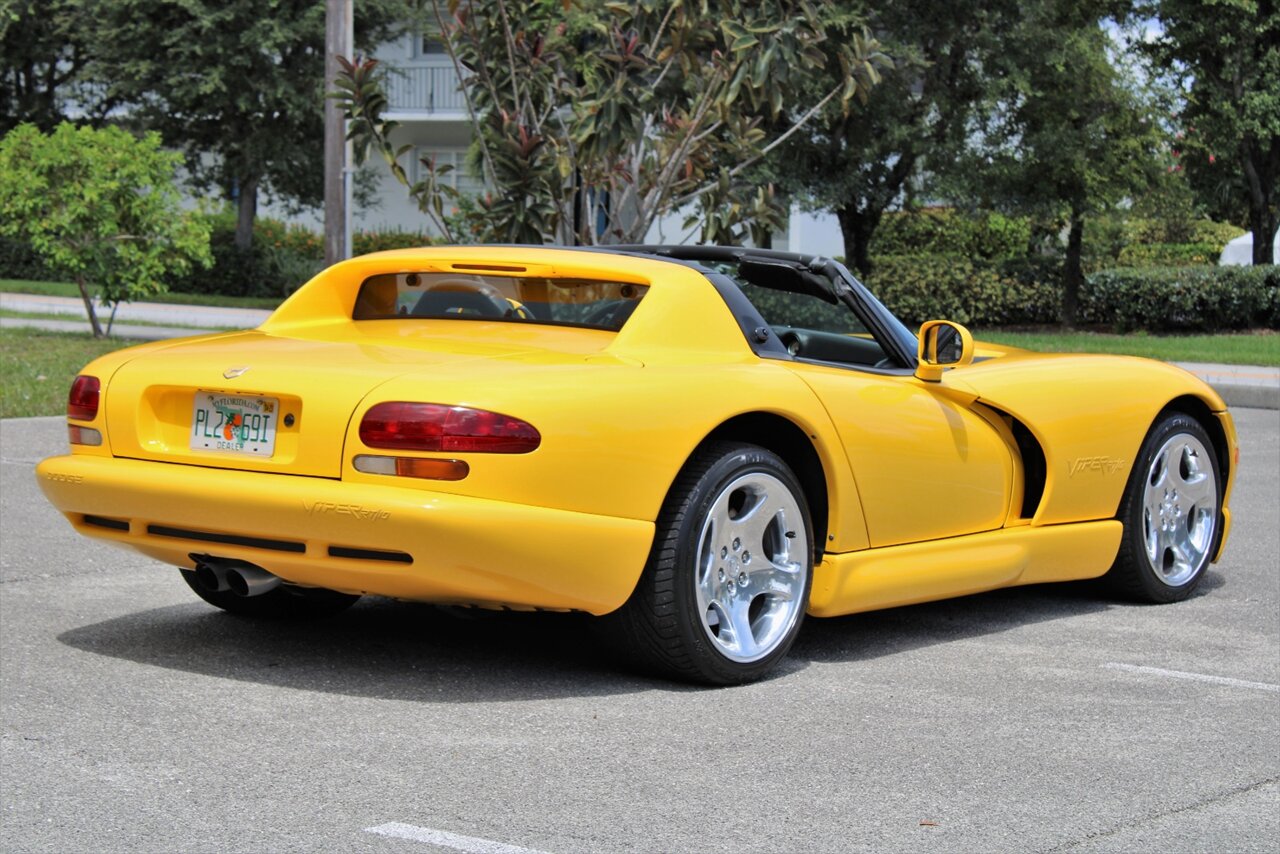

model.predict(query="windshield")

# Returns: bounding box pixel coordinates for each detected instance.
[352,273,649,331]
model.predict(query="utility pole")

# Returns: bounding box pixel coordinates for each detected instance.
[324,0,353,266]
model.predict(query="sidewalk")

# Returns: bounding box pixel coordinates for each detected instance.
[2,294,1276,409]
[0,292,271,329]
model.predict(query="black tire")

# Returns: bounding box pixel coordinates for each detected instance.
[1104,412,1222,603]
[604,441,814,685]
[179,569,360,619]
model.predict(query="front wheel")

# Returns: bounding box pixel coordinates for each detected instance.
[1105,413,1222,603]
[605,442,814,685]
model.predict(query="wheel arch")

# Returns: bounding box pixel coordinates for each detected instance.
[698,412,831,559]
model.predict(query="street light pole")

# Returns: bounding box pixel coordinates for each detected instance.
[324,0,353,266]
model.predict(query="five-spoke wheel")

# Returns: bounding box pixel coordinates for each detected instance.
[605,442,813,685]
[1107,412,1222,602]
[694,471,808,663]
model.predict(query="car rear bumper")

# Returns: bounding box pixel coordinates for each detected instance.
[36,454,653,615]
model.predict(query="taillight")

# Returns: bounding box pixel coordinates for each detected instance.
[359,403,541,454]
[68,376,100,421]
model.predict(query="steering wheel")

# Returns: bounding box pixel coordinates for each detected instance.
[503,297,533,320]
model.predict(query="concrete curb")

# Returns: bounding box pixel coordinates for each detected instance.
[1173,362,1280,411]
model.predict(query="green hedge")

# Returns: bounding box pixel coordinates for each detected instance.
[864,254,1060,328]
[862,255,1278,332]
[0,236,51,280]
[1122,217,1246,247]
[1116,242,1222,268]
[871,209,1030,260]
[175,213,437,298]
[1082,266,1280,332]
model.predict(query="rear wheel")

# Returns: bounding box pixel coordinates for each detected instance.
[606,442,813,685]
[1105,413,1221,603]
[179,569,360,619]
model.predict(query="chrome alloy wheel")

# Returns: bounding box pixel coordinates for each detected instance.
[1141,432,1217,587]
[694,472,808,663]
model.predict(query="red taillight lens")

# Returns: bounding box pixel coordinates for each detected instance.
[68,376,100,421]
[360,403,541,454]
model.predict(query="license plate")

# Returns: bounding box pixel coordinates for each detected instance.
[190,391,279,457]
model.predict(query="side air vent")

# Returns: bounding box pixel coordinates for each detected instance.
[1010,419,1047,518]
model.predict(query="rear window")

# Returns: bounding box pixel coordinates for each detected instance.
[352,273,648,331]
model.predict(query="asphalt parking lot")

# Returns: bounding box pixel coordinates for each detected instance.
[2,410,1277,853]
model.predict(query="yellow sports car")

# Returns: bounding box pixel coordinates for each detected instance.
[37,245,1237,684]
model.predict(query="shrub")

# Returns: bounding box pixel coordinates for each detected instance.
[354,229,437,254]
[1122,217,1245,247]
[173,215,436,298]
[1082,266,1280,332]
[864,254,1058,328]
[872,209,1030,261]
[0,235,52,280]
[860,254,1277,333]
[1117,242,1223,268]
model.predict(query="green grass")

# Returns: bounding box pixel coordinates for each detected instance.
[0,278,282,310]
[0,328,139,418]
[976,329,1280,367]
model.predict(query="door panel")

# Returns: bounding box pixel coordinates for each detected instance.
[791,364,1013,548]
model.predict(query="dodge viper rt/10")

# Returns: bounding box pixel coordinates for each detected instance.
[36,245,1237,684]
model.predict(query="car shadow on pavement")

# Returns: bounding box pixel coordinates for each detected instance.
[56,570,1226,701]
[789,570,1227,666]
[57,597,673,703]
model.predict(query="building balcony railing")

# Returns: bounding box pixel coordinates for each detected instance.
[383,64,467,116]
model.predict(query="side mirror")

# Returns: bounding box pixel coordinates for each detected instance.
[915,320,975,382]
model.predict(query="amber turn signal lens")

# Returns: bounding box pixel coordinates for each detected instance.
[352,454,469,481]
[395,458,470,480]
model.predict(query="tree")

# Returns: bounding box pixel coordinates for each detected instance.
[0,0,106,133]
[0,123,211,337]
[762,0,1020,276]
[962,1,1162,324]
[91,0,408,251]
[1143,0,1280,264]
[338,0,887,245]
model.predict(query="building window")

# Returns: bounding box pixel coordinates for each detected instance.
[414,149,484,198]
[415,33,449,58]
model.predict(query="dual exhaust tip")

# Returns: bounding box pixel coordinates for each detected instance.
[192,555,281,598]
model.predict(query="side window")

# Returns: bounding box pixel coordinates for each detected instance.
[733,280,892,369]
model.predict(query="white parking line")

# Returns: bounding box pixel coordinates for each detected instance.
[1104,662,1280,693]
[365,823,550,854]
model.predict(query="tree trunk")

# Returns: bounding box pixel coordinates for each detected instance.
[835,206,881,279]
[235,175,259,251]
[75,275,103,338]
[1240,136,1277,265]
[1062,208,1085,328]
